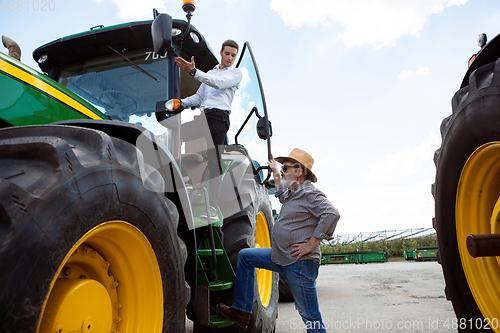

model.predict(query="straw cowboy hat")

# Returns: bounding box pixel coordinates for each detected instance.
[275,148,317,183]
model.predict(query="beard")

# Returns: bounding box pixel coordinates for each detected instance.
[281,174,296,189]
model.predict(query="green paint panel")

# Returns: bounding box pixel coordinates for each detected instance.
[0,72,88,126]
[0,52,107,126]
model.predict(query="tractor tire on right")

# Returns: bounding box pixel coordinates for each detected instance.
[433,58,500,332]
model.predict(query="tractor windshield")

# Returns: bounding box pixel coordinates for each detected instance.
[58,48,169,136]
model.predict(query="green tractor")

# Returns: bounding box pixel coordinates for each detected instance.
[0,3,279,332]
[433,32,500,332]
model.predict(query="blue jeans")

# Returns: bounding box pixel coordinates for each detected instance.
[232,247,326,333]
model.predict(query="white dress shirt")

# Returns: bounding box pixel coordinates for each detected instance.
[182,64,242,113]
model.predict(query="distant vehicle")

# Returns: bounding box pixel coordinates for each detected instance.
[321,250,389,264]
[404,247,438,261]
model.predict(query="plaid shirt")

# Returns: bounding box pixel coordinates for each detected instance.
[272,181,340,265]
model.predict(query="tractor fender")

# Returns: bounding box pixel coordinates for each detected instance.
[53,119,194,229]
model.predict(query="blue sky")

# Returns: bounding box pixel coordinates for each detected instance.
[3,0,500,234]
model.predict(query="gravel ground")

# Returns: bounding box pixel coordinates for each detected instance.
[186,260,458,332]
[275,260,457,333]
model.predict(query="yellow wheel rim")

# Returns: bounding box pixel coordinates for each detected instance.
[456,142,500,329]
[255,212,273,307]
[38,221,163,333]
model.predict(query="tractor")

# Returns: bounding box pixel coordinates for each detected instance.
[433,32,500,332]
[0,2,279,332]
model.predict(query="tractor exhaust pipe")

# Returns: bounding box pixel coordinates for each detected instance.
[2,35,21,61]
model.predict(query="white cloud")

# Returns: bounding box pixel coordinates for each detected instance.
[367,132,440,180]
[270,0,469,49]
[398,66,430,81]
[332,133,441,234]
[92,0,167,21]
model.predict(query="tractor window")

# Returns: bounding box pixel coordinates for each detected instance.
[231,42,271,165]
[58,49,169,136]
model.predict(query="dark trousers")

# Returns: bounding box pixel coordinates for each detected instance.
[181,109,230,208]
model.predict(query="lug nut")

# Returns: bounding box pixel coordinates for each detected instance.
[63,267,72,276]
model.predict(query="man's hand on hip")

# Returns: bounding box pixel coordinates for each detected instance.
[291,237,322,260]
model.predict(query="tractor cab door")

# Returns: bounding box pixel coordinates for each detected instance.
[231,42,272,181]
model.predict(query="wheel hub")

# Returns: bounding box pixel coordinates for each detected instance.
[39,245,119,333]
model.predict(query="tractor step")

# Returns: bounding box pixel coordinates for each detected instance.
[208,280,233,291]
[197,249,224,256]
[209,314,234,328]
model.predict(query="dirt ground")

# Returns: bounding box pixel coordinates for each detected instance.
[186,260,458,332]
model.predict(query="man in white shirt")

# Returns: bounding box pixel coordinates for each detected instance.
[176,40,242,219]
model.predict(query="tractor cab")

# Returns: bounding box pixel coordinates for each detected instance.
[32,12,273,223]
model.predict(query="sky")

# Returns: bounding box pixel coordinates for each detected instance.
[3,0,500,235]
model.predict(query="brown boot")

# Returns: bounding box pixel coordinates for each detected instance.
[215,303,251,330]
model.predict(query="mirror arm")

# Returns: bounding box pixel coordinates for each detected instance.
[235,106,257,145]
[255,165,272,185]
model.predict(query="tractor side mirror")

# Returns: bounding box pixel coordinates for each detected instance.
[257,118,272,140]
[151,12,172,56]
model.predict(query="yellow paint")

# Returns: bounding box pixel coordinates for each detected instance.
[37,221,163,333]
[255,211,273,307]
[456,142,500,331]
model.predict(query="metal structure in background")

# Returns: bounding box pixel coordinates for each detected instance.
[323,228,436,248]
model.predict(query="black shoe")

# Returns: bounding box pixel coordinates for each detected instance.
[200,206,218,220]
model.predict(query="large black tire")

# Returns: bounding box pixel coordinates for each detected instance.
[0,125,189,332]
[433,58,500,332]
[278,274,294,302]
[194,186,278,332]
